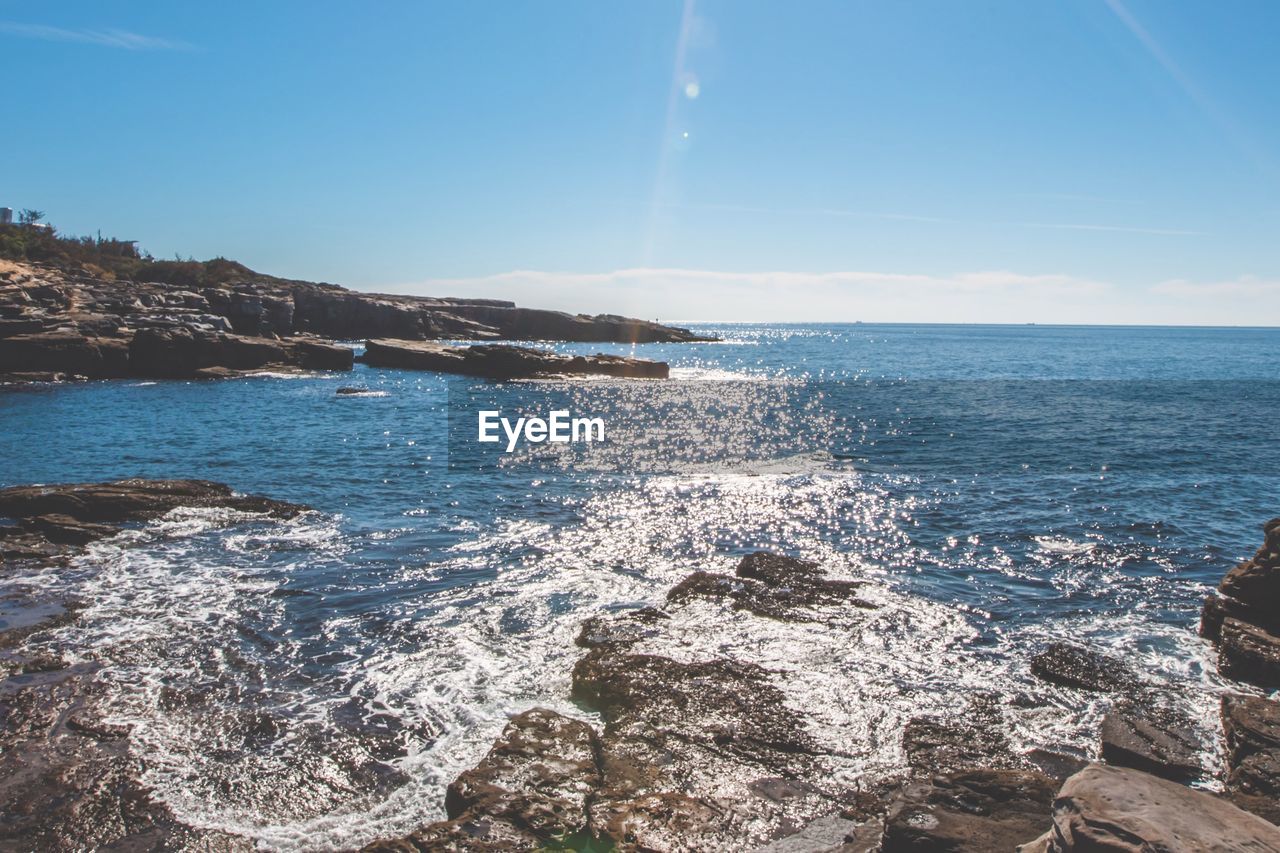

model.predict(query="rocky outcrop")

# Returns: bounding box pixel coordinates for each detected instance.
[369,554,871,851]
[1201,518,1280,689]
[0,479,303,529]
[0,329,131,378]
[0,259,707,381]
[128,327,353,378]
[1222,694,1280,801]
[360,338,669,379]
[1021,763,1280,852]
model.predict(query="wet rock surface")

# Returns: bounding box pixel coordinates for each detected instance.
[901,695,1029,776]
[0,259,706,381]
[1029,642,1139,693]
[366,708,600,851]
[666,551,875,621]
[360,338,670,380]
[0,478,304,532]
[0,479,312,850]
[880,769,1056,852]
[0,662,251,851]
[1024,763,1280,852]
[1098,698,1206,783]
[1202,518,1280,690]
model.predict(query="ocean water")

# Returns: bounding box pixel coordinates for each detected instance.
[2,323,1279,849]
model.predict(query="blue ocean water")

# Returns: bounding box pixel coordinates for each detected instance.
[2,323,1278,848]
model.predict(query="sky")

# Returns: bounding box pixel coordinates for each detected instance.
[3,1,1279,325]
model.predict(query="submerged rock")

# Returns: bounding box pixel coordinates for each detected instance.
[1021,763,1280,852]
[360,338,669,380]
[666,551,875,621]
[1029,642,1138,693]
[901,696,1026,776]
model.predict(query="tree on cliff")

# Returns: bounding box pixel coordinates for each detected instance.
[18,209,45,226]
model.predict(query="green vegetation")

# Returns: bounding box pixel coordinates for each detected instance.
[0,219,267,288]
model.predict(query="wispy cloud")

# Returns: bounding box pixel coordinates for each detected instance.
[382,267,1280,326]
[666,202,1205,236]
[1151,275,1280,297]
[386,267,1116,324]
[0,20,192,51]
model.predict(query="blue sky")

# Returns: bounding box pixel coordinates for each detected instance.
[3,1,1278,324]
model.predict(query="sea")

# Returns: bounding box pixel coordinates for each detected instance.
[2,323,1278,849]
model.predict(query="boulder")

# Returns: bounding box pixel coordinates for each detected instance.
[360,339,668,379]
[880,769,1056,852]
[1026,763,1280,852]
[1029,643,1138,693]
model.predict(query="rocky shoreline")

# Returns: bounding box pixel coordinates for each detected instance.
[0,259,698,382]
[2,482,1278,850]
[362,533,1280,852]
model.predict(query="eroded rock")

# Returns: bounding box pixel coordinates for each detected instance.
[1222,694,1280,800]
[880,769,1056,853]
[1028,763,1280,852]
[1201,518,1280,689]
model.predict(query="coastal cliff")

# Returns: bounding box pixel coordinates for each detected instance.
[0,253,705,381]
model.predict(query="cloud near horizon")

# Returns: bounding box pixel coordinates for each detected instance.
[0,21,192,51]
[384,268,1279,327]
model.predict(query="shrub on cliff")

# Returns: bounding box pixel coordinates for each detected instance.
[0,223,266,288]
